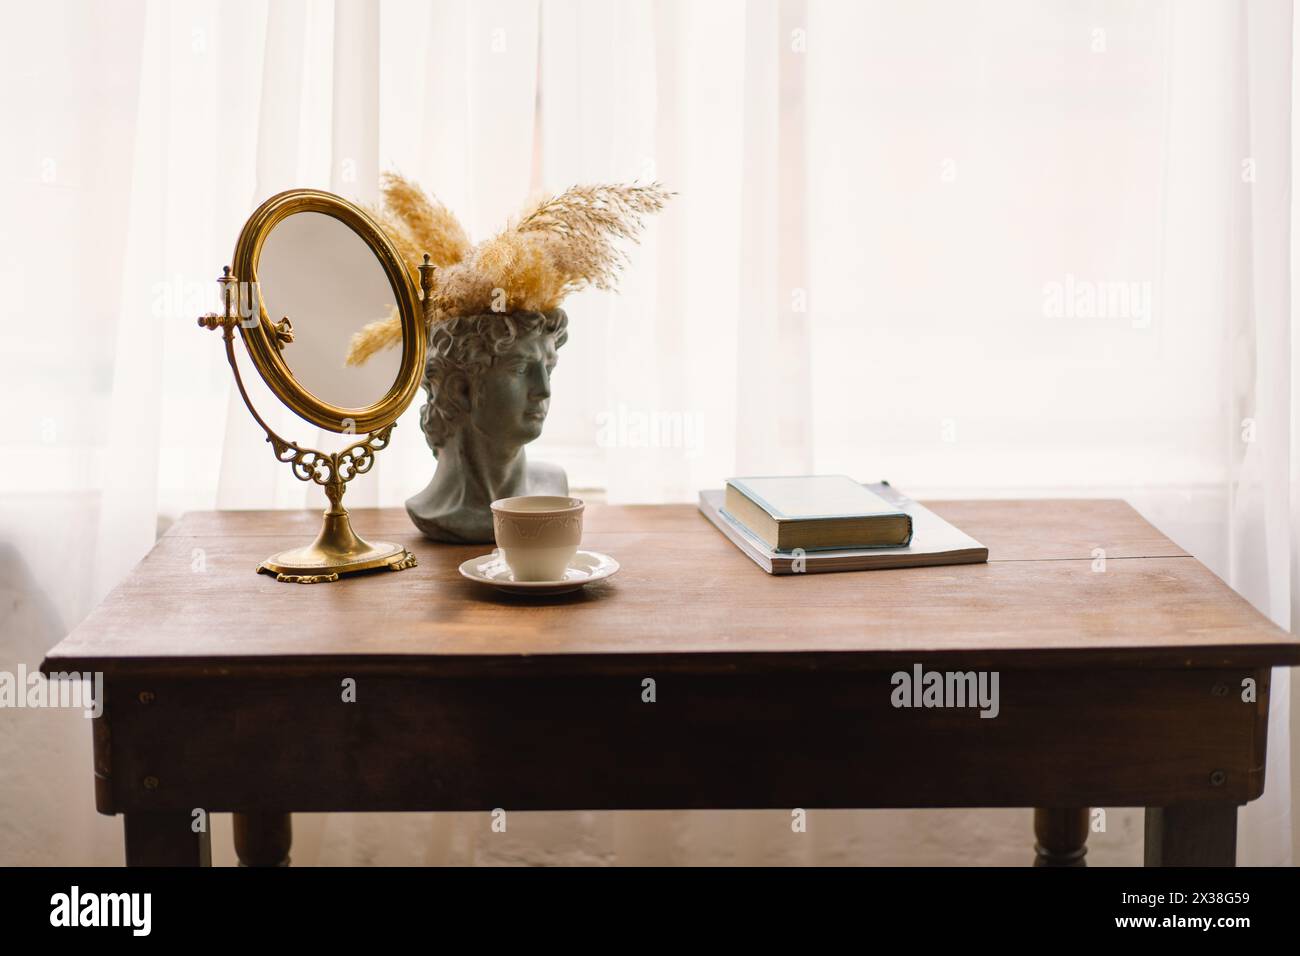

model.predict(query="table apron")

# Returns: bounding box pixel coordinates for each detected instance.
[92,666,1270,813]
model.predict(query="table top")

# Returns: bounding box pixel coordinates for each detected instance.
[42,500,1300,677]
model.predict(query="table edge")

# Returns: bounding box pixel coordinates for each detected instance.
[40,643,1300,679]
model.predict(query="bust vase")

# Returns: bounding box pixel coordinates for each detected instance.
[406,309,569,543]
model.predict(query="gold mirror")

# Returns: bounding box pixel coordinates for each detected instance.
[199,189,432,583]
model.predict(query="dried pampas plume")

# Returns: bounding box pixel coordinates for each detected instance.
[376,172,471,271]
[514,182,670,292]
[346,174,671,366]
[344,306,402,367]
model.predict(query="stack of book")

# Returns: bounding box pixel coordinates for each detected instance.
[698,475,988,575]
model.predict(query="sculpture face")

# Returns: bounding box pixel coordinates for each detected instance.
[468,329,558,446]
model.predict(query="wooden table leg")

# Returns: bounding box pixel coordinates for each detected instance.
[124,811,212,866]
[234,812,293,867]
[1144,805,1238,866]
[1033,807,1089,866]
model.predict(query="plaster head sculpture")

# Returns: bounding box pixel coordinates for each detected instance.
[346,173,669,543]
[407,309,569,541]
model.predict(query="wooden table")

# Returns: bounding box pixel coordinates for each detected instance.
[42,501,1300,866]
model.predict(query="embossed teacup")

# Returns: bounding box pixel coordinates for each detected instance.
[490,495,585,582]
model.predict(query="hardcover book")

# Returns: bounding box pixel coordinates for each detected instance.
[724,475,913,552]
[700,481,988,575]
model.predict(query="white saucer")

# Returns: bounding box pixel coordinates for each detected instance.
[459,549,620,595]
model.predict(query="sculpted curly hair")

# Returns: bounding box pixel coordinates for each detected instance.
[420,309,569,456]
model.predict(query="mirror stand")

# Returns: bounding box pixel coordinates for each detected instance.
[198,267,418,584]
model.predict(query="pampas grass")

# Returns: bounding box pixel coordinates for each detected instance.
[514,182,670,291]
[344,306,402,367]
[376,172,471,270]
[347,174,671,366]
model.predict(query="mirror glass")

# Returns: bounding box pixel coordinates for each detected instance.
[256,211,402,412]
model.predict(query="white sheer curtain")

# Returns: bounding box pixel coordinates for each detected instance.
[0,0,1294,865]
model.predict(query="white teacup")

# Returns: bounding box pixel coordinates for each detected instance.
[490,495,585,582]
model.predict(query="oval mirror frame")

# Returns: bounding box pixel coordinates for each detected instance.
[231,189,424,434]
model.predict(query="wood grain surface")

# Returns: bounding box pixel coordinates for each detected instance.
[43,500,1298,676]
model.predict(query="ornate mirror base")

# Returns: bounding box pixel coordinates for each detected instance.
[256,511,417,584]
